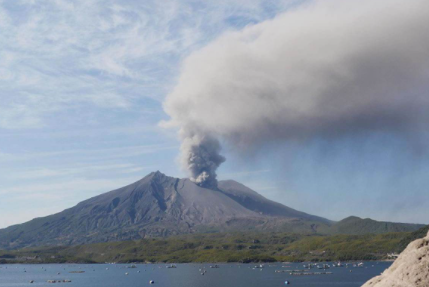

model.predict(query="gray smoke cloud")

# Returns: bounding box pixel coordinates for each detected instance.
[180,132,225,188]
[162,0,429,186]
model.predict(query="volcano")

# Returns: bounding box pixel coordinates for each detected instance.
[0,171,423,249]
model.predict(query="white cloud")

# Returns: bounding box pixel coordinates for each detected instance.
[0,0,298,129]
[0,176,138,197]
[0,144,177,162]
[6,163,153,180]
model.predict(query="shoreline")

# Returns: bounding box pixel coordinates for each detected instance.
[0,259,394,265]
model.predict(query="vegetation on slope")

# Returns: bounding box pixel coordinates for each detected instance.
[0,231,413,264]
[330,216,425,235]
[397,225,429,251]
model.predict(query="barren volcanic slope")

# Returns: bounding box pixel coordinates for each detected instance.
[0,171,330,249]
[0,172,423,249]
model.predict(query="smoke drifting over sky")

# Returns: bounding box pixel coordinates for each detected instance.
[163,0,429,186]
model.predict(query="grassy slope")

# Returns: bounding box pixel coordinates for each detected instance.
[330,216,425,235]
[396,225,429,251]
[0,231,416,264]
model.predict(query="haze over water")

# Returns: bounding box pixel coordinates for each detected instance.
[0,262,391,287]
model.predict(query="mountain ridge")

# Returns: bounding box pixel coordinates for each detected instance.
[0,171,424,250]
[331,216,425,235]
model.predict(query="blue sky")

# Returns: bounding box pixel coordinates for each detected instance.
[0,0,428,228]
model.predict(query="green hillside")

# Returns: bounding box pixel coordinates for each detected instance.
[0,231,415,264]
[396,225,429,251]
[329,216,424,235]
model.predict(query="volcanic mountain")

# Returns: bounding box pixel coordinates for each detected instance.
[0,171,423,249]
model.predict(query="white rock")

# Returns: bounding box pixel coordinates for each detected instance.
[362,231,429,287]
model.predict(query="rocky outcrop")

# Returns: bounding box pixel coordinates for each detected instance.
[362,231,429,287]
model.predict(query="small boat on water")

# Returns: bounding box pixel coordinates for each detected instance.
[210,265,220,268]
[166,264,177,268]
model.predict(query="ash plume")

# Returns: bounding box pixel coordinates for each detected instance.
[180,132,225,188]
[163,0,429,186]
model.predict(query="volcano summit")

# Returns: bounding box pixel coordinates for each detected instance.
[0,171,422,249]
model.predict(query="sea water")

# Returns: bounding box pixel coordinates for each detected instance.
[0,261,391,287]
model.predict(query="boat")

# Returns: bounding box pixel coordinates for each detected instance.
[166,264,177,268]
[210,265,220,268]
